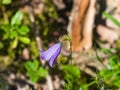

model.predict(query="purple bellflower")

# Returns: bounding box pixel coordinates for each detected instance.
[39,43,62,67]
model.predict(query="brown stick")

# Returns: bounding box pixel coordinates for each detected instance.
[81,0,96,50]
[69,0,90,51]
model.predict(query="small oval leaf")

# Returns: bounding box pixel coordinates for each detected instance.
[10,31,18,39]
[11,11,23,25]
[18,25,30,35]
[2,0,12,4]
[19,37,30,44]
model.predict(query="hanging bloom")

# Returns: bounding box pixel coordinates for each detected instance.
[39,43,62,67]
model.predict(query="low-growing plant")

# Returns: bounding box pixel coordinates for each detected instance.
[24,60,48,83]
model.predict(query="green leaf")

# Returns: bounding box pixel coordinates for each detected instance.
[0,42,4,49]
[103,12,120,27]
[2,0,11,4]
[1,24,11,32]
[100,48,114,55]
[113,76,120,87]
[38,67,48,77]
[100,70,112,80]
[109,55,120,69]
[18,25,30,35]
[33,60,39,70]
[24,61,34,71]
[62,65,80,79]
[10,31,18,39]
[24,60,47,83]
[19,36,30,44]
[26,71,39,83]
[3,32,9,39]
[10,38,18,49]
[29,74,39,83]
[24,61,38,71]
[11,11,23,25]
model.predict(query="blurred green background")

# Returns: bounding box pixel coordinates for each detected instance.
[0,0,120,90]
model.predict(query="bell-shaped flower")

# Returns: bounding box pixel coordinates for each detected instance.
[39,43,62,67]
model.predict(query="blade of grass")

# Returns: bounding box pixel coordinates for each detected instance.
[103,12,120,27]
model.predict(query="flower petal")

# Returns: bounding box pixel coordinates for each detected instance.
[49,46,61,67]
[40,43,61,60]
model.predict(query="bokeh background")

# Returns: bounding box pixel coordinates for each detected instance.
[0,0,120,90]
